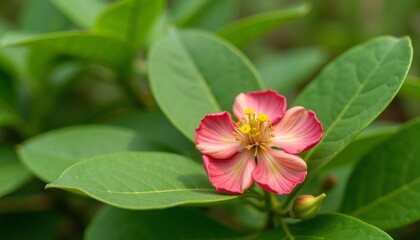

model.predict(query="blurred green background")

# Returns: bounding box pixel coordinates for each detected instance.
[0,0,419,239]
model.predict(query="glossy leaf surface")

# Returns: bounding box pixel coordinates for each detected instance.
[110,111,195,155]
[47,152,239,209]
[325,126,398,169]
[294,36,412,179]
[18,125,164,182]
[341,119,420,230]
[149,29,263,141]
[258,213,391,239]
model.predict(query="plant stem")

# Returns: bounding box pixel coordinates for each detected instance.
[280,218,295,240]
[264,191,280,229]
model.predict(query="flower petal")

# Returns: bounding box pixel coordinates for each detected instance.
[253,149,307,194]
[203,151,256,194]
[233,90,286,124]
[271,106,323,154]
[195,111,241,159]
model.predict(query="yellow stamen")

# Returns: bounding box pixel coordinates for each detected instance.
[257,113,269,122]
[234,109,275,154]
[251,127,259,135]
[244,108,255,115]
[240,125,251,134]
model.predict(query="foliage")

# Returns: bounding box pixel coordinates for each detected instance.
[0,0,419,239]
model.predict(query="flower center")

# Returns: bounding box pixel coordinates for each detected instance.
[233,108,275,155]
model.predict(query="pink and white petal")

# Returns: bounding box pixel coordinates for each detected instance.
[233,90,287,124]
[271,106,323,154]
[253,149,307,194]
[203,151,256,194]
[195,111,241,159]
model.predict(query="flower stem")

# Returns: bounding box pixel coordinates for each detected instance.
[280,218,295,240]
[264,191,280,229]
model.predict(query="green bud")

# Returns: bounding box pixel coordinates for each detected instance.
[289,193,326,220]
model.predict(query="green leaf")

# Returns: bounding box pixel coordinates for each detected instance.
[325,126,398,169]
[47,152,239,209]
[304,127,399,212]
[190,0,238,31]
[18,125,164,182]
[171,0,238,31]
[341,119,420,230]
[51,0,108,28]
[2,32,132,72]
[18,0,74,33]
[0,147,32,198]
[258,213,392,239]
[256,47,327,94]
[399,76,420,100]
[293,36,412,181]
[217,3,310,47]
[149,29,264,141]
[94,0,164,48]
[110,111,195,155]
[86,207,244,239]
[170,0,211,26]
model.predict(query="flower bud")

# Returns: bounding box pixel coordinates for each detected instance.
[289,193,326,220]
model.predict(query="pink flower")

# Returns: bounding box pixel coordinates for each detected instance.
[195,90,323,194]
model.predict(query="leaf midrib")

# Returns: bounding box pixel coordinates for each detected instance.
[76,187,218,195]
[174,31,221,112]
[48,183,226,196]
[304,39,400,166]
